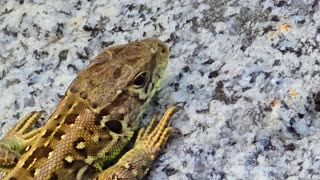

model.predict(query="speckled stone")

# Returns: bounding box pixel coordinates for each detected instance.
[1,0,320,179]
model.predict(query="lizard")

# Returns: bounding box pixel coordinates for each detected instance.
[0,38,179,179]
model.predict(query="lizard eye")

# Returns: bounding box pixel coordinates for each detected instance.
[133,72,148,88]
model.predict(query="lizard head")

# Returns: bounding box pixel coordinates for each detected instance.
[122,38,169,101]
[67,38,169,128]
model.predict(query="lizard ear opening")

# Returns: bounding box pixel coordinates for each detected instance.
[105,120,122,134]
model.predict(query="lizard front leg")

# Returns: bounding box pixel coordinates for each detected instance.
[95,106,179,180]
[0,111,43,172]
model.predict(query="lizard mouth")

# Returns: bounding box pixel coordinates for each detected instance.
[143,38,169,83]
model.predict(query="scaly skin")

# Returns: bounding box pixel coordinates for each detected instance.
[0,38,177,179]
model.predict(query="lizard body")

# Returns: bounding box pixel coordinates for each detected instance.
[0,38,178,179]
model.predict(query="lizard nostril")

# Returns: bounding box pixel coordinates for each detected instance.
[159,43,168,55]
